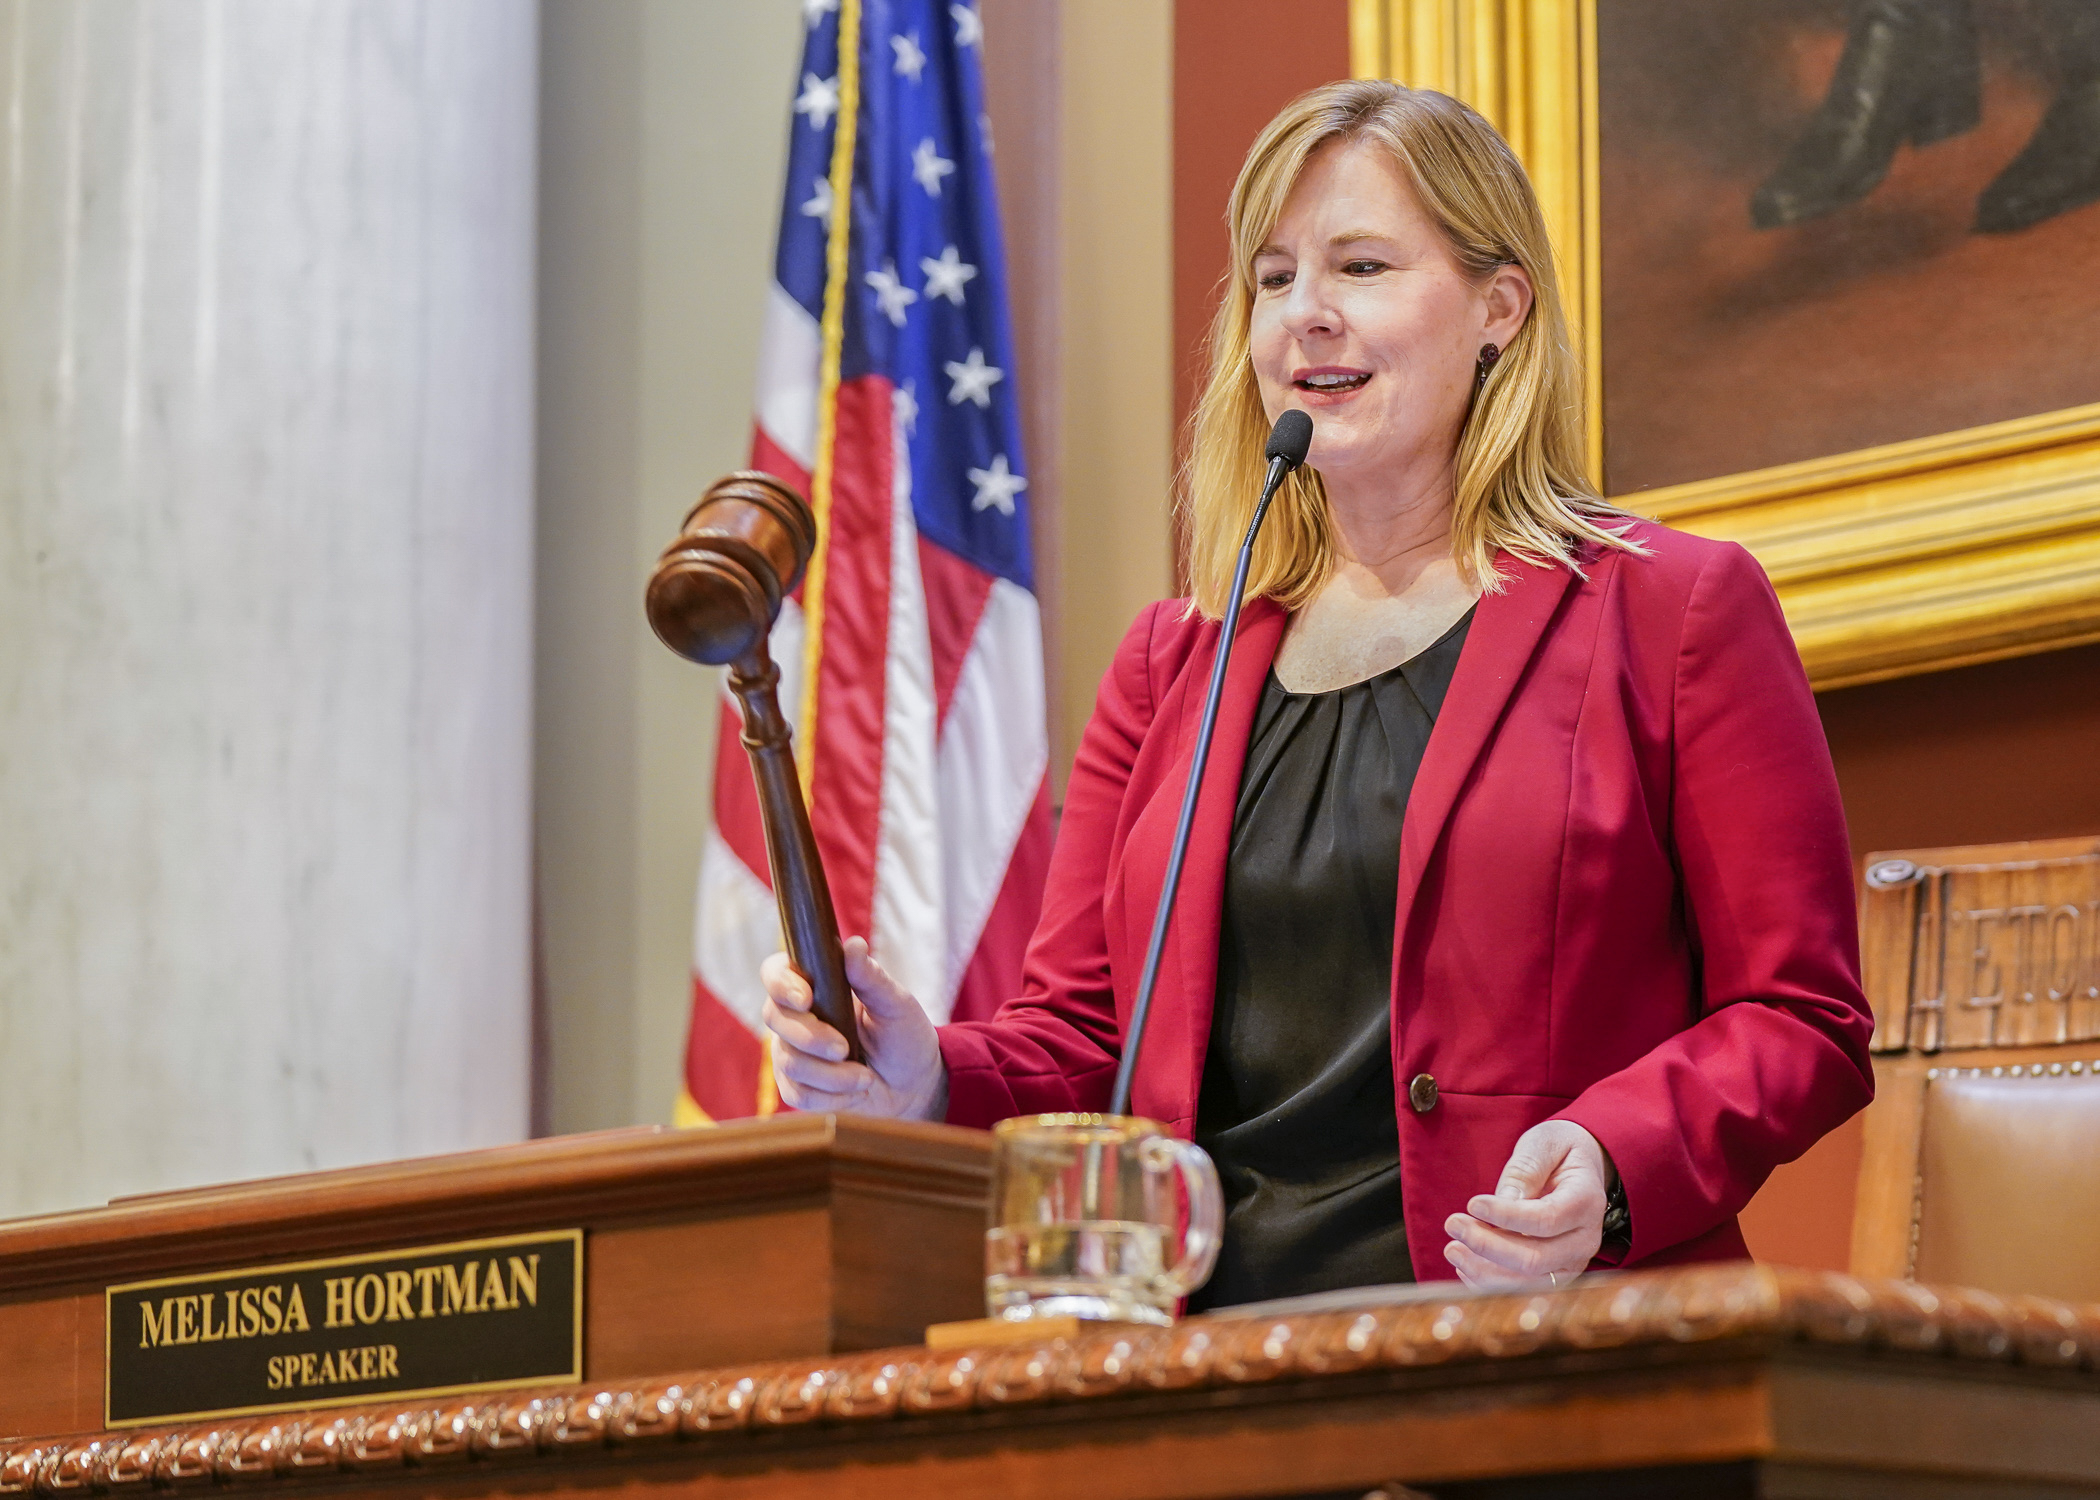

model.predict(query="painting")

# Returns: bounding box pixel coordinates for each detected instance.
[1599,0,2100,497]
[1350,0,2100,689]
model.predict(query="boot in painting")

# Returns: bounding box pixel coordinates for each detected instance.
[1752,0,1981,230]
[1975,0,2100,232]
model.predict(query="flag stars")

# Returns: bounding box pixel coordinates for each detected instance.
[891,31,927,83]
[802,0,839,26]
[944,346,1004,407]
[800,176,834,228]
[951,3,983,47]
[911,138,956,197]
[920,245,977,305]
[794,72,841,131]
[967,454,1027,516]
[865,259,919,328]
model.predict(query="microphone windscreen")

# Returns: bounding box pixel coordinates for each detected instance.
[1265,408,1314,469]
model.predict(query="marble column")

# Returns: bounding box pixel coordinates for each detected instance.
[0,0,536,1216]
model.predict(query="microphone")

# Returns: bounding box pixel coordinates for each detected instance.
[1266,408,1316,469]
[1108,408,1314,1115]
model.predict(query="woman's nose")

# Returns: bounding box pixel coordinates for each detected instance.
[1280,272,1341,340]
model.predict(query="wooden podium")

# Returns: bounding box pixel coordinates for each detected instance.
[5,1120,2100,1498]
[0,1117,991,1440]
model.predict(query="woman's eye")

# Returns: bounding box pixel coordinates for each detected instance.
[1342,259,1386,276]
[1256,269,1293,290]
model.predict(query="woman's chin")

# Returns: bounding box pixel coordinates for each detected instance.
[1303,436,1382,482]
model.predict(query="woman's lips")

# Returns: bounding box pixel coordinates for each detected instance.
[1294,370,1371,402]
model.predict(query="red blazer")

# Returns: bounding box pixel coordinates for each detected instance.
[938,521,1874,1281]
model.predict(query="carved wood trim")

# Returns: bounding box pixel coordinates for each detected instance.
[1860,837,2100,1055]
[1853,1058,1934,1283]
[9,1266,2095,1487]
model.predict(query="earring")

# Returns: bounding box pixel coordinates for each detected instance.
[1475,342,1502,392]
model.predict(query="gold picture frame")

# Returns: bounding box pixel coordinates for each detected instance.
[1351,0,2100,690]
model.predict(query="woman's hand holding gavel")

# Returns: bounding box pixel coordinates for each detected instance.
[760,939,948,1121]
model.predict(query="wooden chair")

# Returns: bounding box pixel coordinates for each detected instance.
[1849,836,2100,1302]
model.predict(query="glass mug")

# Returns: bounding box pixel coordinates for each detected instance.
[984,1113,1223,1326]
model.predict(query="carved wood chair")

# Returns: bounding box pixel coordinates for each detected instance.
[1849,837,2100,1303]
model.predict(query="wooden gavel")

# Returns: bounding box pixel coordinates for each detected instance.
[645,472,861,1064]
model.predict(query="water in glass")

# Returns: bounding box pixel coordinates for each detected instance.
[984,1218,1172,1324]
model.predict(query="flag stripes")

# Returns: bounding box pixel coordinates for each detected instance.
[682,0,1050,1121]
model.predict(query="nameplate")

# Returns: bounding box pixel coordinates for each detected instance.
[105,1230,583,1427]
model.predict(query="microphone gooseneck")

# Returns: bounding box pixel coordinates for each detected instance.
[1107,408,1313,1116]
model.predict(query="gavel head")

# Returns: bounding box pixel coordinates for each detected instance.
[646,471,817,668]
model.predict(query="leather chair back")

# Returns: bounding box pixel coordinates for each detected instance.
[1910,1064,2100,1302]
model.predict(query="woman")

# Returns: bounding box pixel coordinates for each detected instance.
[760,80,1874,1300]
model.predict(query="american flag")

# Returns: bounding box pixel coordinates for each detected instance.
[678,0,1052,1122]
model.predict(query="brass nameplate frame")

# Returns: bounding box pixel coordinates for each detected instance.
[105,1229,583,1428]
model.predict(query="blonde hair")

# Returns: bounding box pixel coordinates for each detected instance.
[1181,79,1638,616]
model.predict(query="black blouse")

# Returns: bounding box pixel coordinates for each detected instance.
[1186,609,1473,1312]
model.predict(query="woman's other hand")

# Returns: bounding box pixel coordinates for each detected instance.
[759,938,948,1121]
[1441,1120,1613,1287]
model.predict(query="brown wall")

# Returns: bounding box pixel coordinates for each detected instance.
[1825,642,2100,864]
[1173,1,1353,475]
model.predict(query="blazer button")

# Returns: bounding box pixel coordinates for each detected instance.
[1407,1073,1438,1113]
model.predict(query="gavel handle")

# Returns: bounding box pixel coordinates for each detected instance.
[727,652,863,1065]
